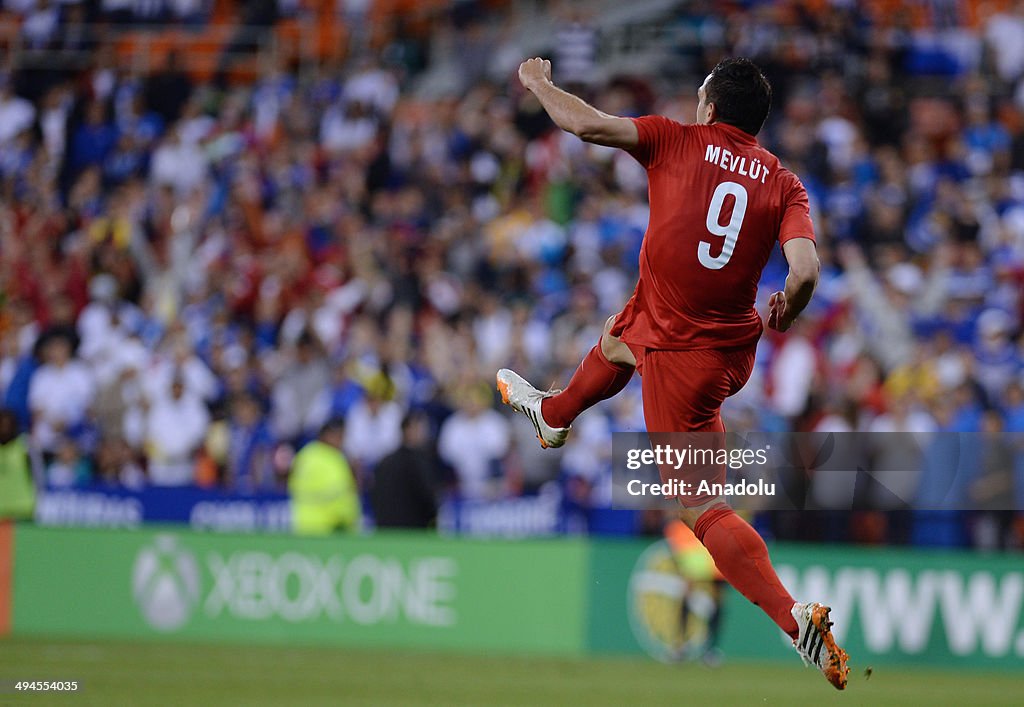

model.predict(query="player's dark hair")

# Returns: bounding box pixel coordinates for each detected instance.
[705,58,772,136]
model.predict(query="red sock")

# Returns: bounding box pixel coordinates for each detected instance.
[694,504,799,639]
[541,345,634,428]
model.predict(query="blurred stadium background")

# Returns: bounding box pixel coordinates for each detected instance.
[1,0,1024,704]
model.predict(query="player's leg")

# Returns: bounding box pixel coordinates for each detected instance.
[641,348,849,689]
[541,314,635,427]
[680,494,800,641]
[497,314,635,448]
[684,495,848,689]
[641,348,800,635]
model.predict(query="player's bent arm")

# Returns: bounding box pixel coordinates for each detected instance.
[530,81,638,148]
[519,58,638,149]
[779,237,820,328]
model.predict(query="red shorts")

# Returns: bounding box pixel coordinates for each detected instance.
[628,344,757,506]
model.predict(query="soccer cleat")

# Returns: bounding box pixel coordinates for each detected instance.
[496,368,570,449]
[791,602,850,690]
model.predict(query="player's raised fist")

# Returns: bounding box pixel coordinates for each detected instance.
[767,291,789,332]
[518,58,552,91]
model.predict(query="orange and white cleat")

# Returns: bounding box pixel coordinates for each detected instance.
[792,602,850,690]
[496,368,570,449]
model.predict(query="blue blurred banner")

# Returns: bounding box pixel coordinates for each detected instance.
[437,486,585,537]
[33,486,291,533]
[32,484,641,538]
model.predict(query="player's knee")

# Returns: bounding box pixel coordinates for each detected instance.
[599,330,615,359]
[600,315,634,365]
[600,333,631,366]
[678,507,702,529]
[679,497,725,530]
[603,314,617,336]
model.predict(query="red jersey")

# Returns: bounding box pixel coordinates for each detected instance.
[611,117,815,351]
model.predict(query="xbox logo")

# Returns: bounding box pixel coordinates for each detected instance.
[132,534,201,632]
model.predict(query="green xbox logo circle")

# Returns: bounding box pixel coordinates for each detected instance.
[132,535,201,632]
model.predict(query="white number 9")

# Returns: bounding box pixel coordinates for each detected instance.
[699,181,748,270]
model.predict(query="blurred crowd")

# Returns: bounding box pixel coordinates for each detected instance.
[3,0,1024,547]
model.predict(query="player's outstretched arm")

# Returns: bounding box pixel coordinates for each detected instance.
[768,237,819,332]
[518,57,638,149]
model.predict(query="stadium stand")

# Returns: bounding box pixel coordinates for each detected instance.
[1,0,1024,549]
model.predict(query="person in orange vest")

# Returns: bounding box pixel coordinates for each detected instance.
[664,518,726,665]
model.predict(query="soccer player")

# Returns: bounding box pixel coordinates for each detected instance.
[497,57,850,689]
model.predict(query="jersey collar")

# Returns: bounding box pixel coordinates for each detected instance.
[713,122,759,145]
